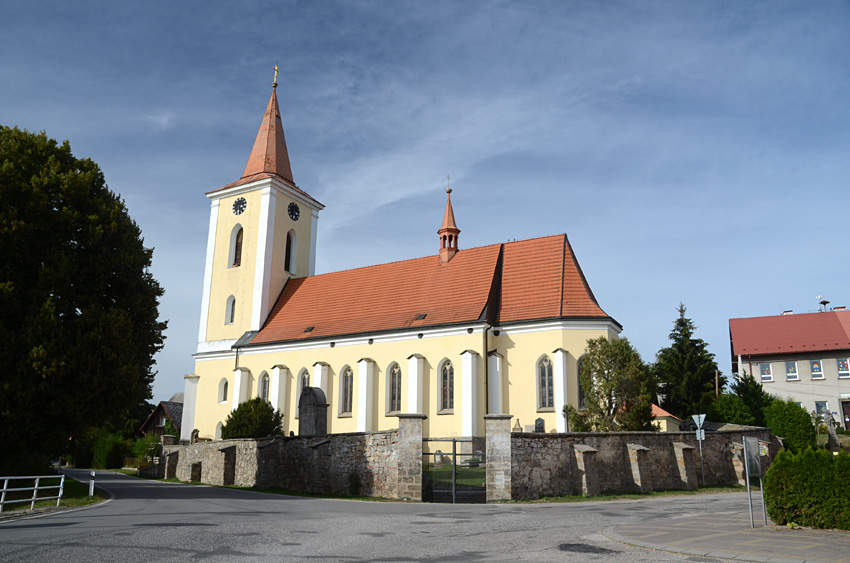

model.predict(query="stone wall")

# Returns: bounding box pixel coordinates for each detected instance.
[162,438,268,487]
[510,429,775,500]
[160,418,424,500]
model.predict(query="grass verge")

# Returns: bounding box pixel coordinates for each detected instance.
[1,476,104,515]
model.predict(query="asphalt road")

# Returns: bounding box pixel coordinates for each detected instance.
[0,469,750,562]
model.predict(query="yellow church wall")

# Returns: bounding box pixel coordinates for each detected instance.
[189,322,619,440]
[205,191,262,342]
[268,193,314,295]
[492,324,615,433]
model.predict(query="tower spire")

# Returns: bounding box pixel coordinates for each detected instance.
[438,182,460,263]
[241,82,294,184]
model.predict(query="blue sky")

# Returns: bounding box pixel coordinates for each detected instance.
[3,1,849,404]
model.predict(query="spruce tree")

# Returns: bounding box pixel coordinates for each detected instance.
[654,303,724,419]
[730,370,774,426]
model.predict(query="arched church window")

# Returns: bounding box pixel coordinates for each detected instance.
[284,230,297,274]
[538,357,554,410]
[259,372,270,402]
[215,421,223,440]
[340,367,353,416]
[225,296,236,325]
[388,364,402,413]
[295,369,309,419]
[219,378,228,404]
[440,361,454,412]
[229,225,243,268]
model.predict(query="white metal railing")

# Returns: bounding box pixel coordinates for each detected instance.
[0,474,65,513]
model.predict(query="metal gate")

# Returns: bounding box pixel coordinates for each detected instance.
[422,438,485,503]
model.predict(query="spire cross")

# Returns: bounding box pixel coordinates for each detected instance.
[273,64,279,87]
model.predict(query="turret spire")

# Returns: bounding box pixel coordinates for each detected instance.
[241,84,294,184]
[438,184,460,263]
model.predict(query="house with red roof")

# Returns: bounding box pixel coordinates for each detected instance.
[729,309,850,429]
[180,84,622,442]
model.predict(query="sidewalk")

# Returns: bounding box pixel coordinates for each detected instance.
[607,511,850,563]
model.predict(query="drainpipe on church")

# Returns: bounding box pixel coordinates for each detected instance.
[483,324,490,416]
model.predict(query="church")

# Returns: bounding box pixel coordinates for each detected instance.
[179,82,622,442]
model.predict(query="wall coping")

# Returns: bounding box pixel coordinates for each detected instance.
[393,413,427,420]
[484,414,514,420]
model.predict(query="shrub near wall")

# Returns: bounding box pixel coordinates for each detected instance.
[764,449,850,530]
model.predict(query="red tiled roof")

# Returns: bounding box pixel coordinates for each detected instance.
[251,234,612,346]
[651,404,680,421]
[729,310,850,357]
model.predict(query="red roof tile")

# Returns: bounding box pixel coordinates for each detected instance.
[729,310,850,357]
[251,234,613,346]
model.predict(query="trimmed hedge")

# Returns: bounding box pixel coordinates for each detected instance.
[763,448,850,530]
[764,398,816,453]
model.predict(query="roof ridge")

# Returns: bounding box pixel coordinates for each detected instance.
[306,234,567,280]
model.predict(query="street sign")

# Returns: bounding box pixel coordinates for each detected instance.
[692,414,706,428]
[698,429,705,440]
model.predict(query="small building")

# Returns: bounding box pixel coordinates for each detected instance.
[729,309,850,429]
[651,404,681,432]
[141,398,183,437]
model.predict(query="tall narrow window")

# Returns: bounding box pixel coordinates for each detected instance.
[577,357,586,409]
[340,367,353,415]
[441,361,454,411]
[259,372,270,401]
[233,228,243,267]
[538,357,554,410]
[284,230,297,274]
[389,364,402,413]
[225,296,236,325]
[219,378,229,403]
[295,369,309,419]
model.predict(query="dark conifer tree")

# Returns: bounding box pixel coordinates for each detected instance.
[654,303,724,419]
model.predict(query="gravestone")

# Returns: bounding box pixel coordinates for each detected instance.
[298,386,328,436]
[535,418,545,433]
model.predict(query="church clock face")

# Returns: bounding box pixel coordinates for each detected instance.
[288,202,300,221]
[232,197,247,215]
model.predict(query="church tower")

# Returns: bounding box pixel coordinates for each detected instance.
[438,188,460,263]
[196,81,324,350]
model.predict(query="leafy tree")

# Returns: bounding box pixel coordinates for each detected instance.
[0,127,166,474]
[654,303,724,419]
[133,432,162,463]
[708,393,756,426]
[565,336,655,432]
[221,397,283,439]
[764,397,816,453]
[730,370,773,426]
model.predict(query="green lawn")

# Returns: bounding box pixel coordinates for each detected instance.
[423,465,486,488]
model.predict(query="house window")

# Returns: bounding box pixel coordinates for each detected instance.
[218,378,228,403]
[340,367,353,416]
[838,359,850,378]
[259,372,270,401]
[785,361,798,381]
[440,361,454,412]
[538,357,554,410]
[815,401,829,421]
[810,360,824,380]
[388,364,402,413]
[760,363,773,382]
[225,296,236,325]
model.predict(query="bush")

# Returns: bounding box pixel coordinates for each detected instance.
[709,393,756,426]
[133,433,162,463]
[764,449,850,529]
[91,432,130,469]
[221,397,283,439]
[764,397,816,453]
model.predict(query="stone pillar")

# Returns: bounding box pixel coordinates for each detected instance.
[487,353,503,415]
[180,374,199,443]
[484,414,513,502]
[627,443,652,493]
[407,354,424,414]
[461,350,479,437]
[270,364,289,414]
[165,451,179,479]
[673,442,698,490]
[396,414,426,501]
[573,444,599,496]
[553,348,568,432]
[232,367,251,410]
[357,358,375,432]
